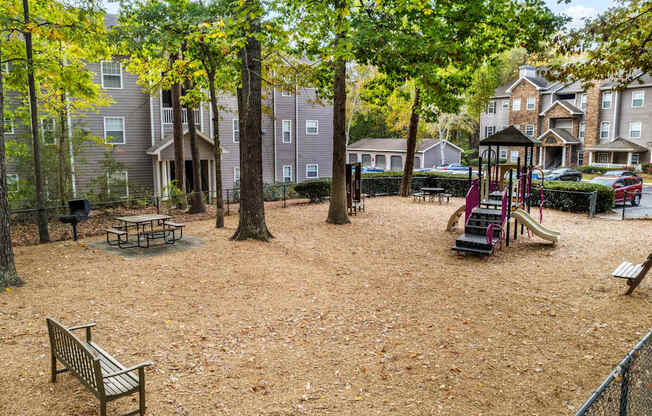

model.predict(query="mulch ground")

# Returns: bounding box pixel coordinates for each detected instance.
[1,197,650,415]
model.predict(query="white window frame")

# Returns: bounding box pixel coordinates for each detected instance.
[282,120,292,143]
[41,118,56,145]
[600,121,610,140]
[233,167,240,183]
[306,120,318,135]
[3,118,14,134]
[305,163,319,179]
[282,165,292,182]
[502,100,509,110]
[579,121,585,140]
[7,174,18,193]
[512,98,521,111]
[577,151,584,166]
[631,153,639,164]
[510,151,519,163]
[526,97,536,110]
[107,170,129,199]
[487,101,496,114]
[525,124,534,137]
[632,90,644,108]
[629,121,642,139]
[579,93,587,110]
[597,152,609,163]
[100,61,123,89]
[499,150,508,159]
[281,89,292,97]
[232,118,239,143]
[485,126,495,138]
[104,116,126,145]
[601,91,612,109]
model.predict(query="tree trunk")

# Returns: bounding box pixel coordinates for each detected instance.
[23,0,49,243]
[0,45,21,288]
[326,0,350,225]
[207,74,224,228]
[184,89,206,214]
[399,87,420,197]
[58,95,67,207]
[231,9,272,241]
[170,55,186,209]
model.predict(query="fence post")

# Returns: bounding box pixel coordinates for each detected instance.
[283,184,287,208]
[589,191,597,218]
[226,189,230,216]
[619,361,630,416]
[622,191,627,220]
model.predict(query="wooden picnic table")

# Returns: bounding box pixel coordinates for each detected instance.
[420,187,444,195]
[113,214,174,248]
[414,187,446,203]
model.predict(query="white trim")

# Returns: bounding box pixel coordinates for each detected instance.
[525,124,534,137]
[632,90,644,108]
[100,61,123,89]
[579,122,585,141]
[577,150,584,166]
[104,116,126,144]
[282,165,292,182]
[535,128,579,144]
[629,121,642,139]
[41,118,56,145]
[526,97,536,110]
[505,77,545,93]
[306,119,318,135]
[7,173,18,192]
[601,91,612,109]
[600,121,610,140]
[233,166,240,184]
[305,163,319,178]
[347,147,427,154]
[281,119,291,143]
[232,118,239,143]
[146,130,218,156]
[539,100,583,116]
[561,146,566,167]
[149,95,156,146]
[3,118,14,134]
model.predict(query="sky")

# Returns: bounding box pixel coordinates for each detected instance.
[103,0,616,29]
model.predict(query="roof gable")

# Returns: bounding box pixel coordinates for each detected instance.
[146,130,220,156]
[537,128,580,144]
[539,100,584,117]
[505,76,548,93]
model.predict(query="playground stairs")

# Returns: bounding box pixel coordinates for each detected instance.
[452,192,503,255]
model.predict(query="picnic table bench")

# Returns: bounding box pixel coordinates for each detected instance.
[106,214,183,249]
[612,253,651,295]
[46,318,152,416]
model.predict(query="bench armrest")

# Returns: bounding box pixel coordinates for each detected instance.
[103,362,153,379]
[68,322,96,341]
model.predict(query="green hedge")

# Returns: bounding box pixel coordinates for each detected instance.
[577,165,639,174]
[643,163,652,174]
[295,179,331,202]
[230,182,297,202]
[527,180,614,213]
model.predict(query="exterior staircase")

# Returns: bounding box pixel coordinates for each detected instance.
[452,191,504,255]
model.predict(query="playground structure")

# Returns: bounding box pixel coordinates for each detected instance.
[451,126,560,255]
[346,162,365,215]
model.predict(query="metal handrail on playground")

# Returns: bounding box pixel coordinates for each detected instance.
[574,329,652,416]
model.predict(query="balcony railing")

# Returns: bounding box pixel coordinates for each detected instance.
[591,162,642,170]
[162,107,201,125]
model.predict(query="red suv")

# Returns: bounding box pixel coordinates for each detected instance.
[591,175,643,206]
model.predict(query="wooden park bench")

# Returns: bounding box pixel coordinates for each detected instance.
[612,253,652,295]
[438,193,452,204]
[46,318,152,416]
[163,221,184,241]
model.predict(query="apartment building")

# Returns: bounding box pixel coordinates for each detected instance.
[480,65,651,170]
[2,16,333,200]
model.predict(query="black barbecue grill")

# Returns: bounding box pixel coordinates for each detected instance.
[59,199,91,241]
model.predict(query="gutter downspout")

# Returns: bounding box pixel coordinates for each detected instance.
[272,88,277,182]
[612,90,619,139]
[149,94,156,146]
[295,82,299,184]
[66,101,76,197]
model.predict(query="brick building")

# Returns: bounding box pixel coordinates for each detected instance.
[480,65,651,170]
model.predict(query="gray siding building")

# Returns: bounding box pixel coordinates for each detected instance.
[346,138,463,171]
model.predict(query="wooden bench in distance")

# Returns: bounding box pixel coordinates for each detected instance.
[163,221,184,241]
[46,318,152,416]
[612,253,652,295]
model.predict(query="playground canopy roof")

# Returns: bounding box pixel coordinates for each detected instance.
[479,126,539,147]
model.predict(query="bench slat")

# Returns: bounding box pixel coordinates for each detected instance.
[105,228,126,235]
[613,262,643,279]
[165,222,184,227]
[86,342,139,396]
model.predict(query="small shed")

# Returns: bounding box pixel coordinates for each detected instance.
[346,138,463,171]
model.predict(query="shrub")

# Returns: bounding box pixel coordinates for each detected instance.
[527,180,614,213]
[295,179,331,202]
[643,163,652,174]
[263,182,297,201]
[577,165,640,174]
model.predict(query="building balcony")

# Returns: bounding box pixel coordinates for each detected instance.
[590,162,642,170]
[162,107,201,125]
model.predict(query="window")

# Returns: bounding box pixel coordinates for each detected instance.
[3,118,13,134]
[415,156,421,168]
[600,121,610,140]
[306,120,318,135]
[510,151,519,163]
[108,170,128,198]
[101,61,122,89]
[487,101,496,114]
[375,154,386,169]
[579,122,585,140]
[234,167,240,184]
[282,165,292,182]
[349,153,358,163]
[390,155,402,171]
[485,126,495,138]
[526,97,536,110]
[232,119,239,142]
[361,154,372,167]
[525,124,534,137]
[597,152,609,163]
[629,122,642,138]
[577,151,584,166]
[281,89,292,97]
[104,117,125,144]
[282,120,291,143]
[632,91,644,108]
[502,100,510,110]
[306,164,318,178]
[512,98,521,111]
[499,150,508,160]
[7,174,18,193]
[579,93,587,110]
[41,118,56,145]
[601,91,612,109]
[631,153,639,164]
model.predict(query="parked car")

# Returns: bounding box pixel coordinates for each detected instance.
[545,168,582,182]
[601,170,643,183]
[590,175,643,206]
[437,163,469,172]
[503,170,542,182]
[361,166,384,174]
